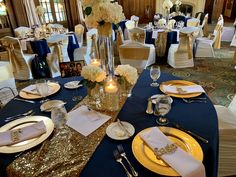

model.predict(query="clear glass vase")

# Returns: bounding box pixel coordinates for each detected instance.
[87,84,104,109]
[97,22,114,76]
[119,77,133,97]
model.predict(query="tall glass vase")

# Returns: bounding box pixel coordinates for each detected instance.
[97,22,114,76]
[166,9,170,25]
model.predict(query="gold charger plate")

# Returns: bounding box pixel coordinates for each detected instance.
[132,126,203,176]
[19,82,60,100]
[0,116,54,153]
[159,80,202,98]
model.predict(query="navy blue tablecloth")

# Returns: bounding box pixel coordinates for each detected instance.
[0,71,219,177]
[79,70,219,177]
[67,33,80,61]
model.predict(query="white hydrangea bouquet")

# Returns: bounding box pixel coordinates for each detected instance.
[162,0,173,11]
[36,6,45,24]
[157,18,167,28]
[81,64,106,89]
[81,0,125,36]
[175,0,182,6]
[115,65,138,85]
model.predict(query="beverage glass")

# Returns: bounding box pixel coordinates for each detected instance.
[36,79,49,103]
[150,65,161,87]
[51,106,67,129]
[154,96,172,125]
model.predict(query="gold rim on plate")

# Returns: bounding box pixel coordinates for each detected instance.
[132,126,203,176]
[159,80,202,98]
[0,116,54,153]
[19,82,61,100]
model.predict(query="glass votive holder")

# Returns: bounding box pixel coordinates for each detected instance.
[104,76,119,111]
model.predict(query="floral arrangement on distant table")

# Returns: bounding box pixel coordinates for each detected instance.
[36,6,45,24]
[81,0,125,29]
[175,0,182,6]
[115,65,138,85]
[162,0,173,10]
[157,18,167,27]
[81,64,106,89]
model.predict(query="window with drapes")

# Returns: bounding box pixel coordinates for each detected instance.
[38,0,66,23]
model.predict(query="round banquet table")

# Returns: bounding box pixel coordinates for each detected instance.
[0,70,218,177]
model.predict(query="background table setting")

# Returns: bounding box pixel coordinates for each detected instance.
[0,69,218,177]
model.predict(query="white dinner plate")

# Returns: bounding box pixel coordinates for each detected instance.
[40,100,66,112]
[106,121,135,140]
[151,94,173,104]
[0,116,54,153]
[64,81,82,89]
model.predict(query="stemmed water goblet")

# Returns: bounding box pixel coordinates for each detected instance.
[154,96,172,125]
[36,79,49,103]
[150,65,161,87]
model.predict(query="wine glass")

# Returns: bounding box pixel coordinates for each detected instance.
[36,79,49,103]
[51,105,67,129]
[150,65,161,87]
[154,96,172,125]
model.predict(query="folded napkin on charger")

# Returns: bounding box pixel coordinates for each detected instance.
[162,85,205,94]
[22,84,53,95]
[140,127,205,177]
[0,121,46,147]
[66,105,111,136]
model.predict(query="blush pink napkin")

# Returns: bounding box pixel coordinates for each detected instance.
[140,127,205,177]
[0,121,46,146]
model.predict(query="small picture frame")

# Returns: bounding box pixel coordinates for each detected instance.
[59,61,85,78]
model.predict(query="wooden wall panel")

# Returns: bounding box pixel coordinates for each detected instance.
[121,0,156,23]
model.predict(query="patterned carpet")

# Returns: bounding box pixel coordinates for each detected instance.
[160,42,236,106]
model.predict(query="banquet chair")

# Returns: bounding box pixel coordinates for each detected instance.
[221,26,235,42]
[131,15,139,27]
[167,19,176,29]
[187,18,200,27]
[84,29,98,64]
[0,36,35,80]
[119,42,155,73]
[129,27,146,44]
[214,95,236,177]
[0,61,17,107]
[195,12,205,25]
[167,32,194,68]
[74,24,84,47]
[198,14,209,37]
[195,23,223,58]
[154,31,168,58]
[14,26,33,38]
[115,27,130,57]
[47,34,70,77]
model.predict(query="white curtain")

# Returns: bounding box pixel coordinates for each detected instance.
[23,0,41,27]
[77,0,85,22]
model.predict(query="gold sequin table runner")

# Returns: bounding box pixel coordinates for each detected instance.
[7,96,128,177]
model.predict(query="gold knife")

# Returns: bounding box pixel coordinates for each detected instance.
[117,119,132,137]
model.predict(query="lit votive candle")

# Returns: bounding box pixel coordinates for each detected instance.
[91,59,101,67]
[104,78,119,111]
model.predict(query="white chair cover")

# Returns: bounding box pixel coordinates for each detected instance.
[14,26,33,38]
[47,34,70,78]
[167,32,194,68]
[85,28,98,64]
[195,23,223,58]
[0,36,34,80]
[221,27,235,42]
[130,15,139,27]
[198,14,208,37]
[75,24,84,47]
[0,61,17,106]
[214,95,236,177]
[129,27,146,44]
[119,42,155,73]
